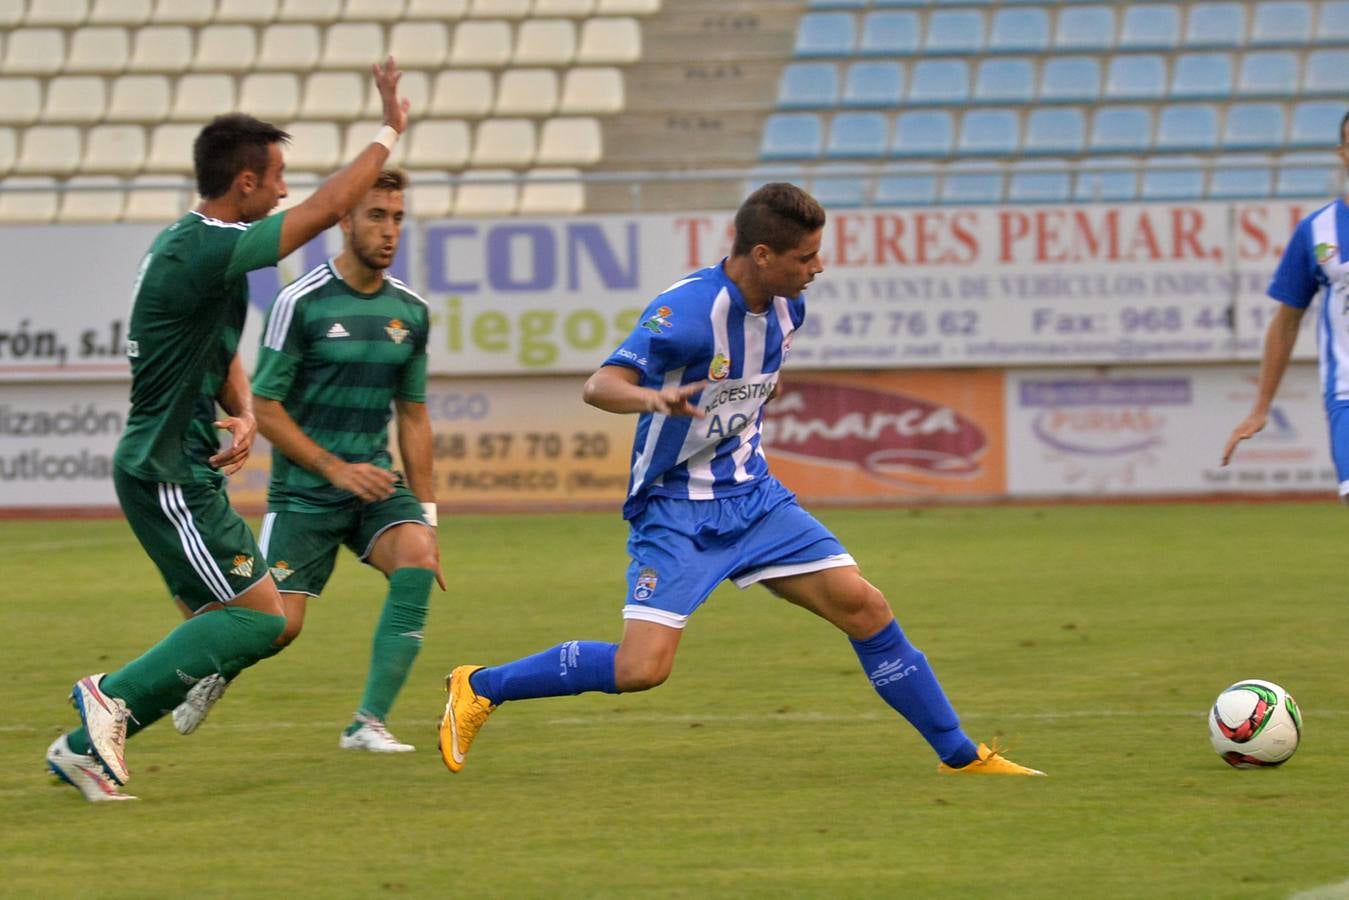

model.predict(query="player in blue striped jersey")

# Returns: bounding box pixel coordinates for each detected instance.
[438,183,1044,777]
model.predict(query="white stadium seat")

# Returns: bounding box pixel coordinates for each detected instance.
[214,0,277,23]
[2,29,67,75]
[239,72,301,120]
[144,122,197,172]
[123,173,190,220]
[65,26,131,72]
[513,19,576,65]
[192,25,257,71]
[596,0,658,13]
[82,124,145,173]
[282,121,341,171]
[0,0,25,26]
[405,0,465,18]
[320,22,384,69]
[25,0,88,25]
[429,70,493,117]
[471,117,535,166]
[363,70,429,118]
[449,20,512,66]
[0,78,43,125]
[0,126,16,174]
[342,120,409,164]
[42,75,108,123]
[16,125,82,175]
[107,74,172,121]
[533,0,594,16]
[389,21,448,68]
[278,0,339,20]
[301,71,364,120]
[170,74,236,121]
[0,176,60,222]
[276,178,314,210]
[408,177,452,218]
[536,115,601,164]
[560,67,623,114]
[343,0,404,21]
[518,166,583,214]
[469,0,528,16]
[150,0,214,24]
[577,17,640,64]
[453,168,517,216]
[403,119,470,168]
[88,0,152,25]
[257,24,321,70]
[127,26,193,72]
[495,69,558,115]
[58,175,126,221]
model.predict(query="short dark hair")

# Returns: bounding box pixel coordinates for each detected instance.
[193,114,290,199]
[373,169,407,193]
[1340,110,1349,146]
[731,182,826,257]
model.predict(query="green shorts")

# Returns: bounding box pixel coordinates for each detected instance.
[258,485,429,597]
[113,466,268,612]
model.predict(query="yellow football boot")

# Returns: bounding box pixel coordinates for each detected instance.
[937,741,1046,776]
[437,665,497,774]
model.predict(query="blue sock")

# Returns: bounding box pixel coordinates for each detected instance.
[470,641,619,704]
[850,619,979,767]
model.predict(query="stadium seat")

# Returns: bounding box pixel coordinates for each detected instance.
[279,0,343,21]
[924,9,985,55]
[450,20,513,66]
[1040,57,1100,103]
[1250,1,1311,46]
[192,26,257,72]
[389,21,449,68]
[347,0,408,20]
[406,0,468,16]
[1170,53,1234,99]
[321,23,383,69]
[940,163,1004,205]
[470,118,535,167]
[907,59,969,105]
[958,108,1020,156]
[1090,107,1153,154]
[1303,50,1349,96]
[1074,159,1138,201]
[1183,2,1246,48]
[496,69,559,115]
[515,19,578,65]
[596,0,659,12]
[215,0,277,23]
[362,70,429,118]
[1237,51,1299,97]
[1276,152,1335,197]
[858,11,919,55]
[560,67,623,114]
[82,124,144,173]
[742,164,807,197]
[0,78,42,124]
[470,0,529,15]
[988,7,1049,52]
[1316,1,1349,42]
[88,0,152,25]
[256,24,322,70]
[1118,4,1180,50]
[409,178,453,219]
[0,176,59,222]
[0,125,16,174]
[144,122,195,172]
[25,0,88,25]
[16,125,81,175]
[874,166,936,206]
[123,173,189,220]
[794,12,856,57]
[1104,55,1167,100]
[454,169,518,216]
[150,0,213,24]
[1289,101,1343,149]
[779,62,839,109]
[2,29,66,75]
[761,113,824,159]
[1141,157,1205,200]
[170,75,234,122]
[237,74,300,122]
[808,0,866,7]
[1208,156,1274,198]
[42,76,106,123]
[841,61,902,108]
[892,110,954,156]
[342,120,409,164]
[973,58,1033,104]
[537,116,602,165]
[1007,162,1071,203]
[302,72,364,120]
[1023,107,1086,154]
[1155,104,1218,152]
[127,26,192,73]
[65,27,130,73]
[809,165,869,207]
[826,111,889,157]
[518,167,585,214]
[1222,102,1286,150]
[1055,6,1115,51]
[280,122,340,171]
[577,17,640,63]
[58,175,126,222]
[535,0,594,14]
[0,0,19,24]
[429,70,494,116]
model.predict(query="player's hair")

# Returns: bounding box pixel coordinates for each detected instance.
[193,114,290,200]
[1340,110,1349,145]
[373,169,407,193]
[731,183,826,257]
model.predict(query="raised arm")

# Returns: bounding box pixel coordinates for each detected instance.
[1221,302,1307,465]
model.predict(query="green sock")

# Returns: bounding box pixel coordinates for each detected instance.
[347,567,433,732]
[67,606,285,753]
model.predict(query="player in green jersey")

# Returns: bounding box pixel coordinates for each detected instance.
[46,58,412,802]
[171,170,443,753]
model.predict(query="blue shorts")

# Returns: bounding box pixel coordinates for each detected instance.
[1329,402,1349,496]
[622,477,855,630]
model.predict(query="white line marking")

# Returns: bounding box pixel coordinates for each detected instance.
[1291,879,1349,900]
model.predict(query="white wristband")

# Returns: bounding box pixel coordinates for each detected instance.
[373,125,400,152]
[420,501,438,528]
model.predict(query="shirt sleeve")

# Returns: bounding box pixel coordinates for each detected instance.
[251,288,304,401]
[225,211,286,281]
[1267,218,1326,309]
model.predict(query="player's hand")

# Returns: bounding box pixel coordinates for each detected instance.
[372,55,409,134]
[649,381,707,418]
[1221,411,1268,466]
[211,413,257,475]
[328,461,398,502]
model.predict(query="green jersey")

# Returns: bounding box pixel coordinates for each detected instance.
[252,260,430,512]
[114,210,286,485]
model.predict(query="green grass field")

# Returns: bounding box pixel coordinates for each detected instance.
[2,502,1346,899]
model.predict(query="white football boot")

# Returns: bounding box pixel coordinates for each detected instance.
[46,735,137,802]
[339,715,415,753]
[173,673,229,735]
[70,674,130,785]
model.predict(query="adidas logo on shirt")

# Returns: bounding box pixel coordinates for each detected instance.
[326,322,350,338]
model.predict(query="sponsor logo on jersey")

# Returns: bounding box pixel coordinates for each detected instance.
[326,322,350,339]
[229,554,254,578]
[1317,242,1338,264]
[385,318,410,344]
[633,567,659,601]
[708,352,731,381]
[269,561,293,583]
[641,306,673,334]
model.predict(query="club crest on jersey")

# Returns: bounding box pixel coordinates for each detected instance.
[269,561,293,583]
[229,554,255,577]
[633,567,659,601]
[1316,242,1338,264]
[385,318,410,344]
[641,306,673,334]
[709,352,731,381]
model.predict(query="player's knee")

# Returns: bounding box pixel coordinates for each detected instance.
[614,656,672,692]
[275,617,304,648]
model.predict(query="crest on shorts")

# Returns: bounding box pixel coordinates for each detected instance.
[1316,242,1338,264]
[709,352,731,381]
[641,306,673,334]
[385,318,410,344]
[269,561,293,584]
[633,567,659,602]
[229,554,255,578]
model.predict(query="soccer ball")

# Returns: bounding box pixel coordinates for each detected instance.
[1208,679,1302,768]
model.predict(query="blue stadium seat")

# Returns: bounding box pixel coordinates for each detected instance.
[807,0,866,8]
[873,0,925,6]
[1105,55,1167,100]
[1008,164,1072,204]
[1250,1,1312,46]
[1223,103,1287,150]
[1208,156,1274,198]
[1075,159,1139,202]
[1302,50,1349,96]
[1316,1,1349,43]
[794,12,857,57]
[1276,153,1336,196]
[842,61,904,108]
[1141,157,1206,200]
[1184,3,1246,49]
[1289,101,1343,148]
[810,165,870,207]
[743,165,808,196]
[940,164,1005,205]
[859,11,920,55]
[1156,105,1219,151]
[826,112,890,158]
[874,167,937,205]
[988,8,1050,52]
[974,58,1034,104]
[1055,6,1116,51]
[893,110,955,156]
[1237,51,1299,97]
[1040,57,1101,103]
[1090,106,1153,154]
[1118,5,1181,50]
[778,63,839,109]
[907,59,969,105]
[924,10,985,54]
[1170,53,1234,99]
[1024,108,1086,155]
[958,109,1021,156]
[760,113,824,159]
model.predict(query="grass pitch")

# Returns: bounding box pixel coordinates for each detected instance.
[1,502,1347,899]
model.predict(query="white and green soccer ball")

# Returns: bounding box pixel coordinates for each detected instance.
[1208,679,1302,768]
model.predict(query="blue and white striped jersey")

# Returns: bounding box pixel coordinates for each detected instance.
[1268,198,1349,403]
[604,260,806,519]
